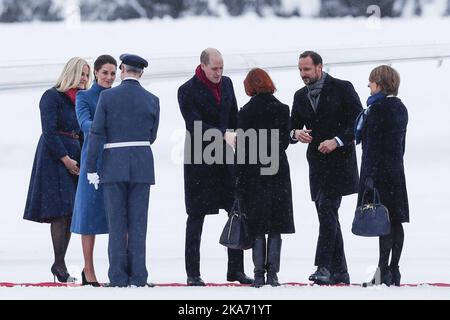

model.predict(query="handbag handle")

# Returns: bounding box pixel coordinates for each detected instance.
[231,177,245,218]
[360,187,382,206]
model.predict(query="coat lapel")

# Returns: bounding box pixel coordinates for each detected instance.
[193,76,219,109]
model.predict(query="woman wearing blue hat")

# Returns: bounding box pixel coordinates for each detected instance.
[71,55,117,286]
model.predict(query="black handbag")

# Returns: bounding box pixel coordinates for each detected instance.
[352,188,391,237]
[219,197,253,250]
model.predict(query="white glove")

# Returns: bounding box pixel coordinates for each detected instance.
[87,172,100,190]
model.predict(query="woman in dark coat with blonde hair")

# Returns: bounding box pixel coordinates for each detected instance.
[356,65,409,287]
[24,57,91,283]
[237,68,295,287]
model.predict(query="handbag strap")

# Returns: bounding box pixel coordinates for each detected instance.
[231,177,245,218]
[360,187,382,206]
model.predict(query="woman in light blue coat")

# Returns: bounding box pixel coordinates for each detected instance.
[71,55,117,286]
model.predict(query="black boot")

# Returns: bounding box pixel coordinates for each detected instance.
[227,248,253,284]
[362,267,392,287]
[390,265,401,286]
[252,237,266,288]
[266,236,282,287]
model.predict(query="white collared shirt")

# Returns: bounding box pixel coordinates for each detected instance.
[123,77,140,83]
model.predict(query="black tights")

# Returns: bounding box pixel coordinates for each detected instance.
[378,222,404,269]
[50,216,72,270]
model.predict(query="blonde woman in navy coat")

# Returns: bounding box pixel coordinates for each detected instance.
[71,55,117,286]
[24,57,90,283]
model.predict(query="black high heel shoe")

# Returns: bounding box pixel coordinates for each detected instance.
[51,264,77,283]
[362,267,392,287]
[81,269,101,287]
[390,266,401,286]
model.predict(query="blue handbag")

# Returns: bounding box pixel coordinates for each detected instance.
[352,188,391,237]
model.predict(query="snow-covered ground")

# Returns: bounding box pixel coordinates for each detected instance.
[1,17,450,299]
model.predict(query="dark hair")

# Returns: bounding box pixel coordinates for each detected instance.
[369,65,400,96]
[299,51,323,66]
[94,54,117,71]
[244,68,276,97]
[93,55,117,80]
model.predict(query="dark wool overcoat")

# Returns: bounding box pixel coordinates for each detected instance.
[236,93,295,237]
[358,96,409,223]
[291,75,362,200]
[178,75,238,216]
[24,88,81,223]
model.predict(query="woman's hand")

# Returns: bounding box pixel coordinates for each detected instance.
[60,155,80,175]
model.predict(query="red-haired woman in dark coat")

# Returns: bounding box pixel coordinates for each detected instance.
[237,68,295,287]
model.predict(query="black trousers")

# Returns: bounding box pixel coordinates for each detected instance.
[185,214,244,278]
[314,191,348,273]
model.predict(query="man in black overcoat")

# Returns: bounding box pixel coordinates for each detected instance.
[290,51,362,285]
[178,48,253,286]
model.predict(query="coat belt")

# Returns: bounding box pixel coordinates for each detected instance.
[104,141,150,149]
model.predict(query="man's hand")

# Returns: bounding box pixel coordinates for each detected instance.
[318,139,337,154]
[224,131,237,150]
[294,129,313,144]
[87,172,100,190]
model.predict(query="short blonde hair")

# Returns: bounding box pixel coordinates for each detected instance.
[369,65,400,96]
[55,57,91,92]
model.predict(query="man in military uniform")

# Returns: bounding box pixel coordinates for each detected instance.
[86,54,160,287]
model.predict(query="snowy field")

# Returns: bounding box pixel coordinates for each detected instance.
[1,17,450,300]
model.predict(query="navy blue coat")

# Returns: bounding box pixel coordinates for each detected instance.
[86,79,160,184]
[24,88,81,223]
[178,75,238,216]
[71,83,109,235]
[237,93,295,237]
[291,74,362,200]
[357,96,409,223]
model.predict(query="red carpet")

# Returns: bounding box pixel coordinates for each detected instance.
[1,282,449,288]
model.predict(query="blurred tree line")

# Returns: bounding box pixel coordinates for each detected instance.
[1,0,449,22]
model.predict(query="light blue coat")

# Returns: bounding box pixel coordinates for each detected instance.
[71,82,108,235]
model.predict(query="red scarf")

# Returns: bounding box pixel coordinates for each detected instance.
[195,65,221,105]
[65,88,78,105]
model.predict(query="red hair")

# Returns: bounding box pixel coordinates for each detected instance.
[243,68,276,97]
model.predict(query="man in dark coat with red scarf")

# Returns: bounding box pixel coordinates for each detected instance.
[178,48,253,286]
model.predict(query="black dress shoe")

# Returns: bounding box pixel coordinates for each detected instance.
[309,267,333,285]
[332,272,350,285]
[390,266,401,286]
[103,283,129,288]
[187,276,206,286]
[362,267,392,287]
[252,273,265,288]
[266,273,280,287]
[131,283,155,288]
[227,272,254,284]
[81,269,101,287]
